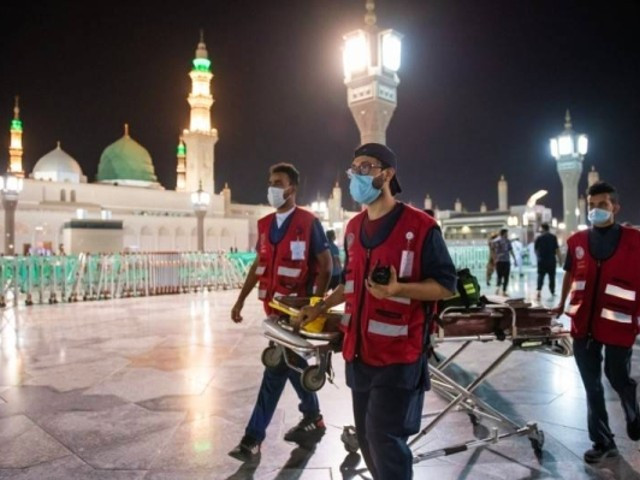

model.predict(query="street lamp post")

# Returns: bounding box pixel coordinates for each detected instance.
[0,173,24,255]
[343,0,403,145]
[550,110,588,234]
[191,182,210,252]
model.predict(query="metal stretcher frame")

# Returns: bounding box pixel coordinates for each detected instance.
[261,298,343,392]
[410,303,573,463]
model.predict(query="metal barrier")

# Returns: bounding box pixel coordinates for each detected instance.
[0,252,254,308]
[447,245,490,273]
[0,247,494,308]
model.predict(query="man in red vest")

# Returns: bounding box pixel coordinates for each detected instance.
[554,181,640,464]
[228,163,333,461]
[296,144,457,479]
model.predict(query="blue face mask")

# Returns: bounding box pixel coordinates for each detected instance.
[588,208,612,226]
[349,173,381,205]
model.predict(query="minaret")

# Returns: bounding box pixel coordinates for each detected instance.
[221,182,231,215]
[454,198,462,213]
[328,180,343,225]
[8,96,24,176]
[424,194,432,211]
[183,31,219,197]
[578,195,587,225]
[587,165,599,187]
[549,110,588,234]
[480,202,487,213]
[498,175,508,211]
[176,137,186,191]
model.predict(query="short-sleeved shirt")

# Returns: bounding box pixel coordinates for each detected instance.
[564,224,622,271]
[342,202,458,391]
[492,237,512,263]
[534,232,559,265]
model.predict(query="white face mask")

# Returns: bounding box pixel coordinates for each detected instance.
[267,187,287,208]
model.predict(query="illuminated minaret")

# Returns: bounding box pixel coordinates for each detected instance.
[176,137,186,191]
[587,165,599,187]
[498,175,508,211]
[424,194,432,211]
[8,96,24,176]
[183,31,218,196]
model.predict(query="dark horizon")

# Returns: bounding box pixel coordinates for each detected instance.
[1,1,639,222]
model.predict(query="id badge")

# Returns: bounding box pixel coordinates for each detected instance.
[399,250,414,278]
[291,241,306,261]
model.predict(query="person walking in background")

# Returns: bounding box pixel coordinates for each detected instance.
[326,229,342,290]
[510,234,524,279]
[486,232,498,287]
[534,223,562,300]
[492,228,516,296]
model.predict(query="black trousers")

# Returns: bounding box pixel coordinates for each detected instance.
[495,261,510,291]
[352,386,424,480]
[536,261,556,293]
[573,337,640,447]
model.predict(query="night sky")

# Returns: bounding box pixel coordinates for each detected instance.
[1,1,639,222]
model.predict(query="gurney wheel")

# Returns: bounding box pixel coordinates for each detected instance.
[261,346,283,368]
[341,426,359,453]
[468,413,479,426]
[530,431,545,457]
[301,365,326,392]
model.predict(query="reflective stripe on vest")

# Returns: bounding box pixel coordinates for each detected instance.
[601,308,633,324]
[566,304,580,315]
[344,280,354,294]
[571,280,586,292]
[256,266,266,275]
[368,319,408,337]
[388,296,411,306]
[277,266,302,278]
[604,284,637,302]
[341,313,351,327]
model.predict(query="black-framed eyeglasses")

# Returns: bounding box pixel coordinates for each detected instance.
[347,162,384,176]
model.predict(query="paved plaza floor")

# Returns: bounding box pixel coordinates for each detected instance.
[1,271,640,479]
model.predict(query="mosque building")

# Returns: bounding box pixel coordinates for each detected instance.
[1,35,348,254]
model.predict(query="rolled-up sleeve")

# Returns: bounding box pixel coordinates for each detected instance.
[421,228,457,293]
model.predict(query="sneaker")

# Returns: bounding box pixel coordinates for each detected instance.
[583,443,618,464]
[627,417,640,441]
[284,414,326,444]
[535,291,541,300]
[228,435,261,462]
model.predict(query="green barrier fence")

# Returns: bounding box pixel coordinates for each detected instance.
[0,252,252,308]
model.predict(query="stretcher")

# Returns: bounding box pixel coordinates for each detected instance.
[261,296,572,463]
[410,297,572,463]
[261,297,343,392]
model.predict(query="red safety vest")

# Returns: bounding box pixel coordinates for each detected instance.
[342,203,435,366]
[256,207,316,314]
[565,226,640,347]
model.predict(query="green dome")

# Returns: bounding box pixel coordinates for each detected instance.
[97,128,158,184]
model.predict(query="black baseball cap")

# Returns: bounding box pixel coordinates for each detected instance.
[353,143,402,195]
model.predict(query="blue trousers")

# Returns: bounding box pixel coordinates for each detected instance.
[352,386,424,480]
[574,337,640,447]
[245,352,320,442]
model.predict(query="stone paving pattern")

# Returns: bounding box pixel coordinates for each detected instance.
[1,272,640,479]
